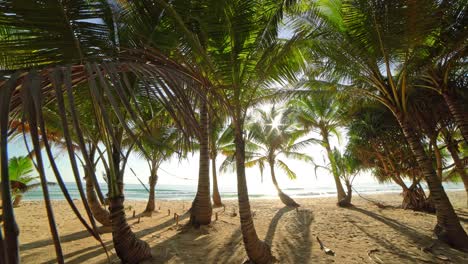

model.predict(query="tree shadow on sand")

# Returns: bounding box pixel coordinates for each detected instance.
[348,206,468,263]
[272,209,314,263]
[23,211,191,263]
[264,206,294,245]
[148,221,243,263]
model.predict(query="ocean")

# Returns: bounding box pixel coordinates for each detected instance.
[22,181,465,201]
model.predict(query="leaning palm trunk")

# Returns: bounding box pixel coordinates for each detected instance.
[342,180,352,205]
[1,79,19,263]
[443,93,468,144]
[211,157,223,207]
[109,197,152,263]
[12,195,22,208]
[144,171,158,214]
[190,102,212,226]
[446,139,468,208]
[397,114,468,251]
[84,168,111,227]
[235,128,272,263]
[322,132,348,206]
[270,161,299,207]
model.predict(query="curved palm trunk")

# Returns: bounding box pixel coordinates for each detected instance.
[443,93,468,143]
[269,161,299,207]
[211,156,223,207]
[397,114,468,251]
[190,102,212,226]
[1,82,19,263]
[235,126,272,263]
[445,139,468,208]
[12,195,22,207]
[321,130,348,206]
[109,197,151,263]
[84,168,111,227]
[144,167,158,214]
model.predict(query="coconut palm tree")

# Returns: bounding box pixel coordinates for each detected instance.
[331,148,361,204]
[4,156,56,207]
[208,112,232,207]
[221,106,312,207]
[290,91,350,206]
[131,106,186,215]
[156,1,304,262]
[293,0,468,250]
[0,1,207,263]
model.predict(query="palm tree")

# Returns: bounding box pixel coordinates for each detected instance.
[221,106,312,207]
[132,107,185,215]
[441,127,468,208]
[156,1,304,262]
[0,1,207,262]
[332,148,361,204]
[4,156,56,207]
[294,0,468,250]
[290,91,351,206]
[416,0,468,143]
[347,102,434,212]
[208,112,232,207]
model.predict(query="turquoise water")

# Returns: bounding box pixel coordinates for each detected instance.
[22,181,465,201]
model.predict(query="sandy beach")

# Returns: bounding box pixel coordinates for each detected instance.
[15,191,468,264]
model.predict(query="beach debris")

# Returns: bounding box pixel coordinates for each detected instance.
[230,208,237,217]
[316,236,335,256]
[367,249,383,264]
[435,255,449,261]
[174,213,179,225]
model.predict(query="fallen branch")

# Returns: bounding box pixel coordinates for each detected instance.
[316,236,335,256]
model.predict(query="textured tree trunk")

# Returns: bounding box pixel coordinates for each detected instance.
[0,80,19,263]
[430,137,443,179]
[270,161,299,207]
[445,139,468,208]
[12,195,22,208]
[211,156,223,207]
[235,125,272,263]
[443,93,468,144]
[144,168,158,214]
[84,168,111,227]
[321,130,348,206]
[401,183,434,213]
[190,102,212,226]
[109,197,152,263]
[397,113,468,251]
[341,180,352,205]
